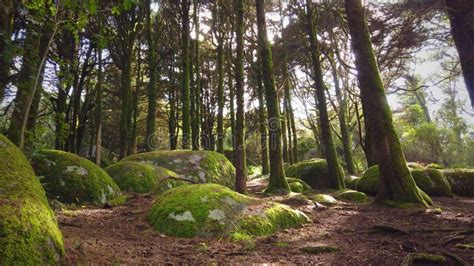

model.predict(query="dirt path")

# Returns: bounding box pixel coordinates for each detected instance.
[59,182,474,265]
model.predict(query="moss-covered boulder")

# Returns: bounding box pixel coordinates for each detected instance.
[407,162,424,169]
[286,177,312,193]
[148,184,309,237]
[285,158,344,189]
[0,134,64,264]
[336,190,369,202]
[426,163,443,169]
[442,169,474,197]
[31,149,122,205]
[310,194,338,205]
[105,161,186,194]
[123,150,235,189]
[344,175,360,190]
[356,166,452,197]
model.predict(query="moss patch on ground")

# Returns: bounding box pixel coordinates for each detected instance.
[123,150,235,189]
[0,134,64,264]
[285,158,344,189]
[31,149,122,205]
[356,165,452,197]
[105,161,183,194]
[148,184,309,237]
[442,169,474,197]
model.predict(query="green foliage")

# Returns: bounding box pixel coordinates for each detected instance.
[31,149,122,205]
[147,184,309,238]
[0,134,64,264]
[123,150,236,189]
[285,158,344,189]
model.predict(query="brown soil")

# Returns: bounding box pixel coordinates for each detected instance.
[59,180,474,265]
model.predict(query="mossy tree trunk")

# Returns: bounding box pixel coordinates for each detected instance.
[214,2,226,154]
[344,0,429,206]
[256,59,270,175]
[446,0,474,107]
[328,53,355,175]
[234,0,247,193]
[227,42,236,150]
[168,53,178,150]
[95,12,103,165]
[256,0,289,193]
[305,0,344,189]
[0,0,15,103]
[281,102,289,163]
[145,0,157,151]
[191,0,201,150]
[131,45,141,154]
[181,0,191,149]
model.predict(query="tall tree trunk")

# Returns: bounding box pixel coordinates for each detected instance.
[234,0,247,193]
[306,0,344,189]
[256,62,270,175]
[7,19,42,148]
[345,0,429,206]
[169,54,178,150]
[95,23,103,165]
[329,53,355,174]
[283,69,298,163]
[145,0,157,151]
[281,101,289,163]
[285,99,294,164]
[181,0,191,149]
[216,36,225,154]
[119,55,133,158]
[446,0,474,107]
[131,46,141,154]
[256,0,289,194]
[0,0,15,102]
[227,43,236,150]
[192,0,201,150]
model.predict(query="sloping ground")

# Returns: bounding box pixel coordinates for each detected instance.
[58,185,474,264]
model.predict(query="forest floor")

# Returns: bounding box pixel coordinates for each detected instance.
[58,179,474,265]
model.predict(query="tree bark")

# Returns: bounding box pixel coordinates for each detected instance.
[345,0,429,206]
[145,0,157,151]
[256,61,270,175]
[191,0,201,150]
[256,0,289,193]
[181,0,191,149]
[0,0,15,102]
[216,21,225,154]
[306,0,344,189]
[446,0,474,107]
[234,0,247,193]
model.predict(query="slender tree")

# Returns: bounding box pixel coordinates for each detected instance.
[94,11,103,166]
[191,0,201,150]
[234,0,247,193]
[0,0,15,103]
[256,0,289,193]
[344,0,429,206]
[305,0,344,189]
[181,0,191,149]
[256,60,270,175]
[145,0,157,151]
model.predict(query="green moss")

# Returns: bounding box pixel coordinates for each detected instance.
[299,245,339,254]
[229,231,256,250]
[0,134,64,264]
[285,158,344,189]
[454,243,474,250]
[310,194,338,205]
[336,190,369,202]
[357,165,451,197]
[148,184,308,238]
[401,253,445,266]
[31,149,122,205]
[105,161,180,194]
[107,195,128,207]
[123,150,236,189]
[286,177,312,193]
[442,169,474,197]
[407,162,424,169]
[344,175,360,190]
[426,163,443,169]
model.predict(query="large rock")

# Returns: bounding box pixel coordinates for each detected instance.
[31,149,122,205]
[356,165,452,197]
[286,177,312,193]
[285,158,344,189]
[123,150,236,189]
[105,161,190,194]
[148,184,309,237]
[0,135,64,264]
[442,169,474,197]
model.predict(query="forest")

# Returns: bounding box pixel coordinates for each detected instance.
[0,0,473,264]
